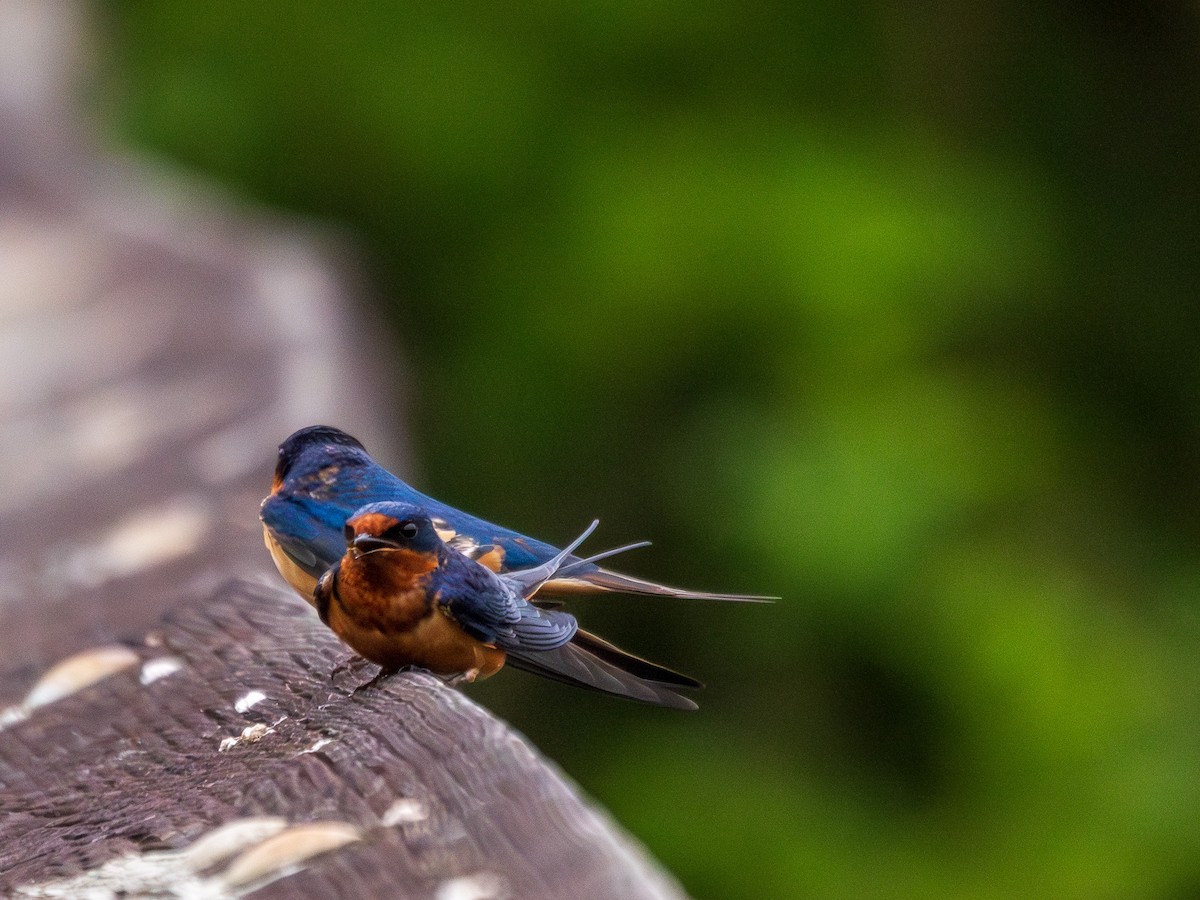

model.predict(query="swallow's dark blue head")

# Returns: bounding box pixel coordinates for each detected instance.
[273,425,367,491]
[345,501,441,556]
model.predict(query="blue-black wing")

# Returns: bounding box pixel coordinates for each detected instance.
[428,549,578,652]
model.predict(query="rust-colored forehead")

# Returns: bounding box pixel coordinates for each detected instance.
[348,512,398,535]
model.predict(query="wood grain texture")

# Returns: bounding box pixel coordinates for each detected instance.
[0,581,683,899]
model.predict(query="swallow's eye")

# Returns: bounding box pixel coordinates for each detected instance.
[344,523,354,542]
[382,519,421,543]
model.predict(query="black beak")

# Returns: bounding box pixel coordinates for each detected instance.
[352,533,399,555]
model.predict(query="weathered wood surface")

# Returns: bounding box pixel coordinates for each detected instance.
[0,4,687,897]
[1,582,682,899]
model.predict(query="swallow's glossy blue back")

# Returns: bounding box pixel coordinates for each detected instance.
[261,443,566,578]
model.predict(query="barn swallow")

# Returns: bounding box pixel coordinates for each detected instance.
[261,425,772,604]
[315,501,700,709]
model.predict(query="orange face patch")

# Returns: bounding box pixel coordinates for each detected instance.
[348,512,399,537]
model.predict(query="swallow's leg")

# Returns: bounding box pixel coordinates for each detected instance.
[444,668,480,687]
[330,653,369,682]
[349,665,398,695]
[349,664,441,694]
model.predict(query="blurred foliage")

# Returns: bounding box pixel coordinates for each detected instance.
[102,2,1200,897]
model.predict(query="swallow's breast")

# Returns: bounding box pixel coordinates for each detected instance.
[327,551,504,676]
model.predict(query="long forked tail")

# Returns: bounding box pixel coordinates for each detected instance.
[543,567,778,603]
[500,519,775,604]
[505,628,701,710]
[501,519,598,600]
[557,540,652,576]
[503,520,656,600]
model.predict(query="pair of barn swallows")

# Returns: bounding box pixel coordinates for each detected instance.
[260,426,769,709]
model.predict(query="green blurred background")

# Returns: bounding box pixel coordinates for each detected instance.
[100,3,1200,897]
